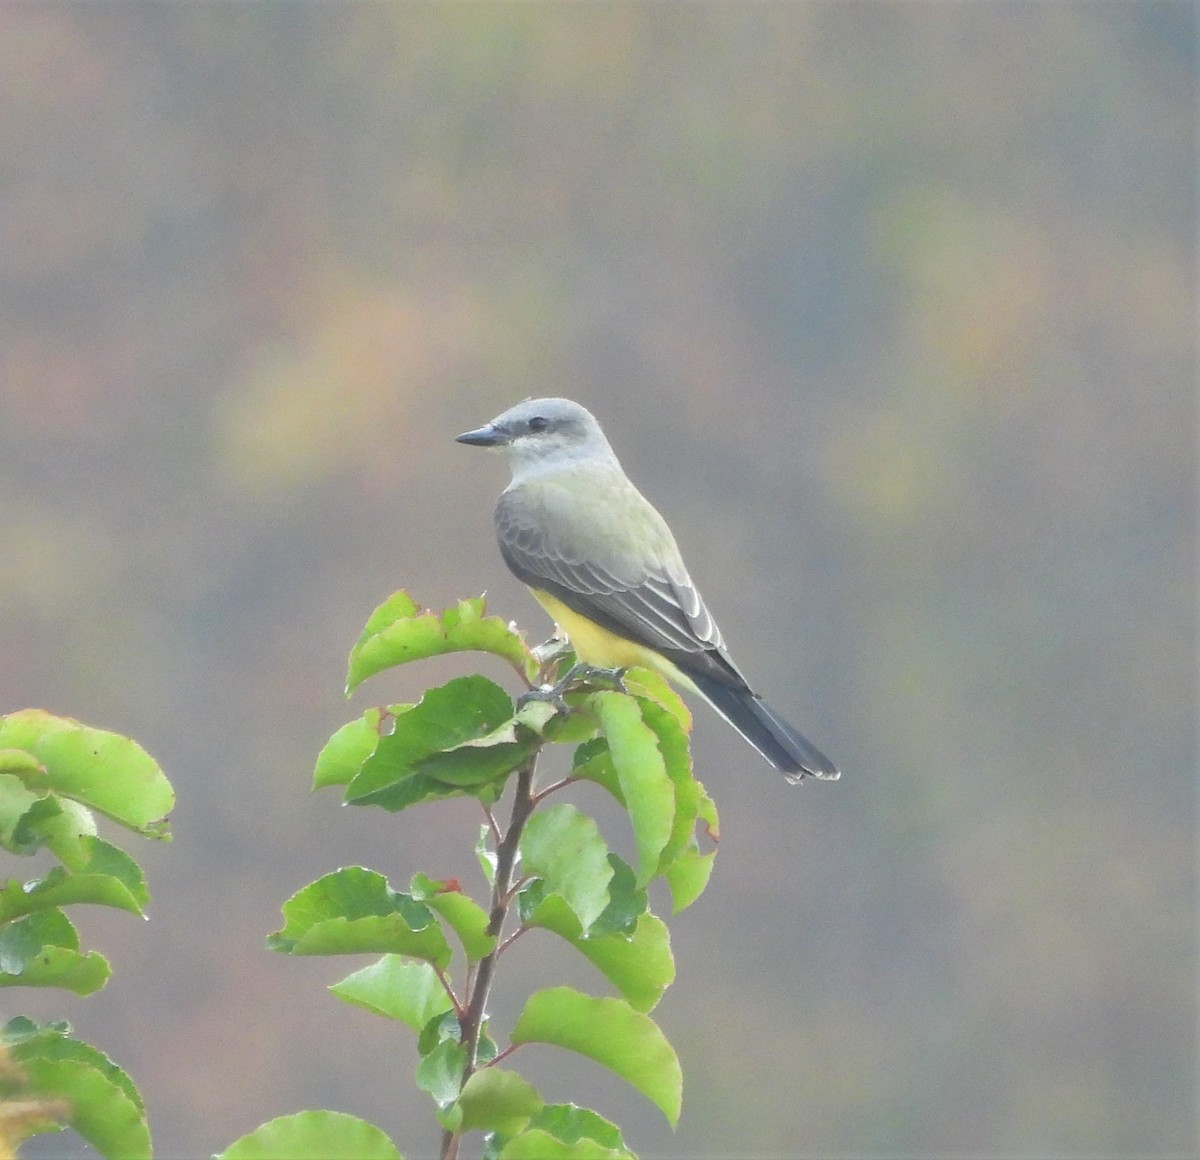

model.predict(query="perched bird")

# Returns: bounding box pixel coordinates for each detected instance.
[456,397,839,782]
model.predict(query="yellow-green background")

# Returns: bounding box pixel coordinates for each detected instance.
[3,4,1193,1157]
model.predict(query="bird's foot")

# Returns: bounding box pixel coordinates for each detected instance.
[559,662,628,695]
[516,683,571,716]
[517,663,628,717]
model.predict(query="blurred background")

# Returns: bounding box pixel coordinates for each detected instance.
[1,3,1194,1158]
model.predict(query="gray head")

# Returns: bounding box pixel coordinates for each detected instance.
[456,398,619,482]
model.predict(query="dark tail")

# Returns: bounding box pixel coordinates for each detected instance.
[689,671,840,783]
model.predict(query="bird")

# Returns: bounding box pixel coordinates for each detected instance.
[456,397,839,782]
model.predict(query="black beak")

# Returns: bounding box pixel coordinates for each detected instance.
[455,423,503,447]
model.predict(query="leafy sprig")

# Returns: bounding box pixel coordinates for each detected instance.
[225,593,718,1160]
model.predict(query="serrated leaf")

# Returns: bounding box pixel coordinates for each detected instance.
[410,874,496,963]
[268,868,450,968]
[347,592,537,694]
[0,711,173,838]
[516,854,645,939]
[623,668,691,732]
[16,1056,149,1157]
[416,1039,467,1108]
[524,895,673,1012]
[216,1110,403,1160]
[570,739,622,803]
[1,1016,69,1047]
[329,956,453,1031]
[590,694,674,887]
[527,1104,630,1152]
[633,699,711,888]
[346,677,518,808]
[23,798,98,866]
[0,912,111,995]
[313,708,397,790]
[0,865,144,924]
[71,836,149,908]
[0,945,111,995]
[519,805,612,936]
[455,1068,543,1135]
[511,987,681,1125]
[417,737,538,788]
[0,907,78,955]
[498,1129,630,1160]
[8,1023,144,1114]
[587,855,648,938]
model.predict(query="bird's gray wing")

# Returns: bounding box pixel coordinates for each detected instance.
[495,477,748,690]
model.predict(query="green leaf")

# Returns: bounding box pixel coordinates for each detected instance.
[636,700,692,852]
[515,853,646,939]
[518,805,613,936]
[313,707,397,790]
[0,945,110,995]
[7,1022,144,1113]
[0,911,110,995]
[0,749,44,777]
[416,731,538,788]
[590,693,674,887]
[416,1039,466,1108]
[346,677,519,808]
[524,894,673,1013]
[24,798,99,866]
[0,865,144,924]
[663,845,717,913]
[1,906,78,952]
[587,856,648,938]
[0,710,173,838]
[0,1016,66,1047]
[623,668,691,733]
[511,987,681,1126]
[410,874,496,963]
[329,956,453,1031]
[11,1037,150,1160]
[660,767,719,912]
[347,592,537,694]
[417,1011,498,1067]
[528,1104,630,1152]
[268,867,451,968]
[0,774,51,854]
[498,1128,630,1160]
[570,739,622,803]
[70,836,150,908]
[540,706,600,747]
[512,699,561,736]
[216,1110,403,1160]
[476,825,498,888]
[455,1069,543,1135]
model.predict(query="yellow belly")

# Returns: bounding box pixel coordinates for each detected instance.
[529,588,698,692]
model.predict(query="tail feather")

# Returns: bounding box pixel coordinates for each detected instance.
[688,671,840,783]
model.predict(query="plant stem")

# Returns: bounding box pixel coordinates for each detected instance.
[438,759,537,1160]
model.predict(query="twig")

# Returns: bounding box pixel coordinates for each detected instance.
[438,759,538,1160]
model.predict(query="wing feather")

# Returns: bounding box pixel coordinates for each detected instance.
[495,477,748,689]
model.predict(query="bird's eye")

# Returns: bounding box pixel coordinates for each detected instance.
[527,416,548,433]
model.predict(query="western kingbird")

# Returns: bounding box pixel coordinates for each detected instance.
[456,397,839,782]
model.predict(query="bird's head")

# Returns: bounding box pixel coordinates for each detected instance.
[456,397,616,480]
